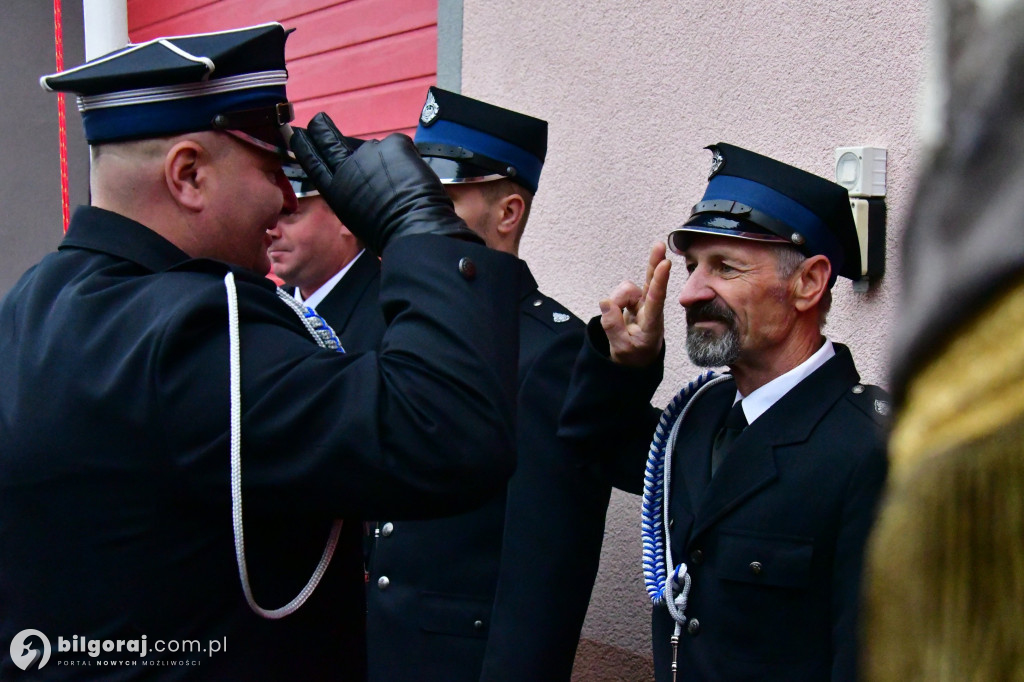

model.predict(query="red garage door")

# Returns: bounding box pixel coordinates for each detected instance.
[128,0,437,139]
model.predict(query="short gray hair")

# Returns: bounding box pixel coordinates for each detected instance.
[773,245,831,328]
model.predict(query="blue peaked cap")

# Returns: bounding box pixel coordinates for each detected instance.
[668,143,861,285]
[414,87,547,194]
[40,23,293,149]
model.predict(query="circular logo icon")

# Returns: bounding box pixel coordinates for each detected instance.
[10,629,51,670]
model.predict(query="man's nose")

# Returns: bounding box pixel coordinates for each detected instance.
[678,267,714,309]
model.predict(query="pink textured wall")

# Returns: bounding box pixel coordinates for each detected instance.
[460,0,929,676]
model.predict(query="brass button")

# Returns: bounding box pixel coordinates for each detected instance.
[380,522,394,537]
[377,576,390,590]
[687,618,700,635]
[458,257,477,280]
[750,561,763,575]
[690,549,704,565]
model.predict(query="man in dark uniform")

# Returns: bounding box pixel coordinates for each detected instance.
[560,143,889,681]
[269,163,386,354]
[0,24,521,680]
[366,88,612,682]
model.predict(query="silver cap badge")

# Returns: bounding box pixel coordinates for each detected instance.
[708,148,724,179]
[553,312,570,323]
[420,91,439,125]
[874,399,891,417]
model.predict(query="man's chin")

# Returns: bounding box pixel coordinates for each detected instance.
[685,327,739,367]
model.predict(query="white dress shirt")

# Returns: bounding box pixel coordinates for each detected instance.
[734,338,836,424]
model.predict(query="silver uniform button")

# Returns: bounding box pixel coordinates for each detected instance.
[750,561,763,575]
[474,620,484,630]
[380,522,394,537]
[687,618,700,635]
[852,384,865,394]
[377,576,390,590]
[533,299,543,307]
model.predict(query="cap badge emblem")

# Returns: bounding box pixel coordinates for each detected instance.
[552,312,570,323]
[420,91,440,125]
[709,148,724,179]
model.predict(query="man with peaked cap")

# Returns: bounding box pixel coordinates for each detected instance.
[0,24,522,680]
[559,143,889,681]
[269,163,386,355]
[365,87,612,682]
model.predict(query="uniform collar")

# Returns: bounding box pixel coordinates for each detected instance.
[297,249,366,309]
[736,338,836,424]
[518,258,538,300]
[59,205,191,273]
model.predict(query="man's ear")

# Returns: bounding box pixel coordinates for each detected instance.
[792,254,831,312]
[495,192,526,237]
[164,140,206,212]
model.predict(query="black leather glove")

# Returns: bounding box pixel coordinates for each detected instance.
[289,112,481,255]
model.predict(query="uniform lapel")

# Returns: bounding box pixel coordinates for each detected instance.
[691,430,778,538]
[676,383,733,516]
[689,345,862,540]
[316,252,379,335]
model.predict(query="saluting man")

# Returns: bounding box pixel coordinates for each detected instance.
[0,25,521,680]
[366,88,613,682]
[560,143,889,681]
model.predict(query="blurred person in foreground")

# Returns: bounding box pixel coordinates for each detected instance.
[864,0,1024,679]
[0,23,520,680]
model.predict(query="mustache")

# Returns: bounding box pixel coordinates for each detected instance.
[686,299,736,327]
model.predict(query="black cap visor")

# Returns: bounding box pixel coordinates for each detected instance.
[421,156,508,184]
[668,213,790,254]
[213,102,294,157]
[282,162,319,198]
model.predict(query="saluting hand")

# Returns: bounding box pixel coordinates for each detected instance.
[598,242,671,367]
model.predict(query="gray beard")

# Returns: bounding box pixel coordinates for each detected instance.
[686,325,740,367]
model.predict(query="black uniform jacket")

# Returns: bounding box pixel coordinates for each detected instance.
[560,320,889,682]
[312,250,386,356]
[0,206,521,680]
[366,263,612,682]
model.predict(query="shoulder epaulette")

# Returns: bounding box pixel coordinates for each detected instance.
[844,382,892,425]
[521,292,581,331]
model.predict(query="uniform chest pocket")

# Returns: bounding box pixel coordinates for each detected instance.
[717,532,813,589]
[418,592,491,638]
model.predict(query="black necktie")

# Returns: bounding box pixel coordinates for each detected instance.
[711,400,747,476]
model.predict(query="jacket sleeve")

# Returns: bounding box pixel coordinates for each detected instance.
[558,316,665,494]
[155,234,520,520]
[831,434,888,681]
[480,322,612,680]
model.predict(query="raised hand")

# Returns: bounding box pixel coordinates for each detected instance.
[290,113,479,254]
[598,242,671,367]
